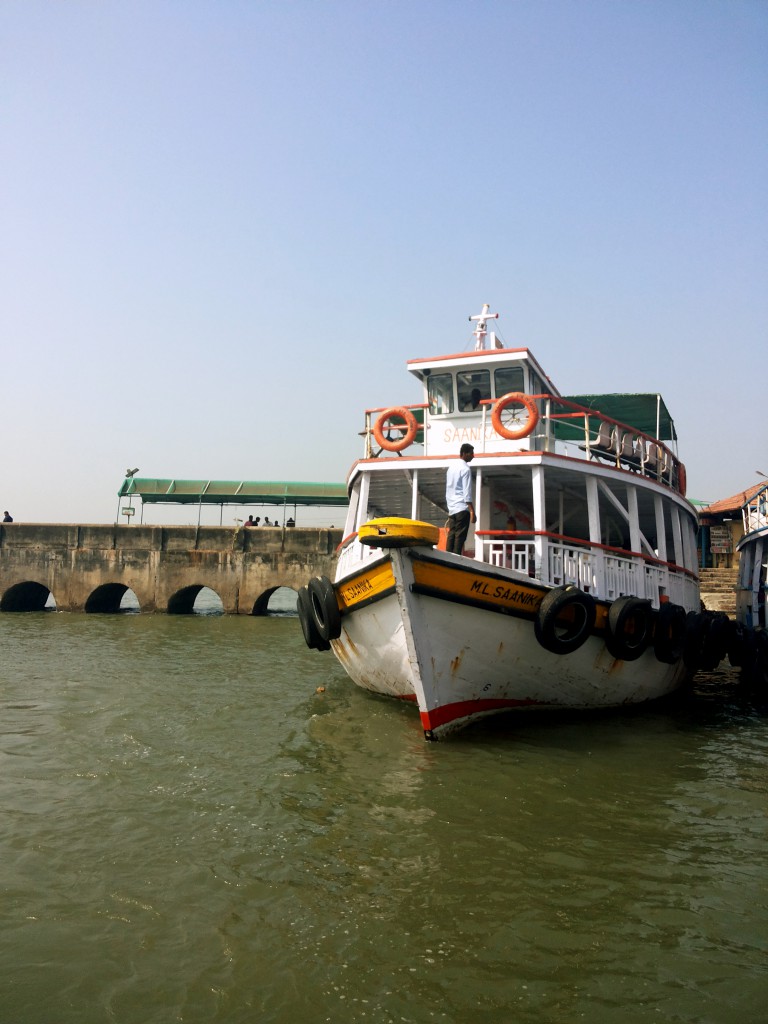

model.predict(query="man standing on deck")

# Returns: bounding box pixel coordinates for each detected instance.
[445,443,476,554]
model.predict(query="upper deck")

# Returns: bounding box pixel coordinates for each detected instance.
[361,306,686,497]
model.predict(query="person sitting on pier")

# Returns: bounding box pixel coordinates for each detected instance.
[3,511,12,522]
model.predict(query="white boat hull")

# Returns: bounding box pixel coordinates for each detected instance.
[332,548,688,738]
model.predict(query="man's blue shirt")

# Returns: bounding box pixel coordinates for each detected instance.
[446,461,473,515]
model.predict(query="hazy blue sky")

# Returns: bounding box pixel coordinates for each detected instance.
[2,0,766,525]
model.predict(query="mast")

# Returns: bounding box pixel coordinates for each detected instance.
[469,303,499,350]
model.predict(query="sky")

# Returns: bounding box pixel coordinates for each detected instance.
[1,0,766,526]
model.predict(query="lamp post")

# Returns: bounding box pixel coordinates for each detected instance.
[118,468,140,525]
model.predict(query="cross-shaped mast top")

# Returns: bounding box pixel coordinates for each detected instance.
[469,303,499,350]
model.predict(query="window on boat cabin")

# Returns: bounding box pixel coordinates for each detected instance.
[493,366,525,398]
[529,371,546,398]
[345,477,361,536]
[457,370,491,412]
[427,373,455,415]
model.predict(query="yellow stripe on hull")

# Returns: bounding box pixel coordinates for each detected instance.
[336,558,396,612]
[409,555,610,631]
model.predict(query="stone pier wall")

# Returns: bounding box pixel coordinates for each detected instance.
[0,524,343,613]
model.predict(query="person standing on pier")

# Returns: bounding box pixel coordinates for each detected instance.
[3,511,12,522]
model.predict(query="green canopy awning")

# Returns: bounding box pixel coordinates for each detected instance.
[554,393,678,442]
[117,479,348,506]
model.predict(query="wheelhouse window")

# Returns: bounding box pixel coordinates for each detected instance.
[457,370,491,412]
[494,366,525,398]
[428,373,455,415]
[529,370,546,398]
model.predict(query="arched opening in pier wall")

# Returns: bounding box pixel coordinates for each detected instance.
[1,581,54,612]
[249,586,299,616]
[167,585,224,615]
[85,584,140,614]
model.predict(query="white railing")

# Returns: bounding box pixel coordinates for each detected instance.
[550,542,599,593]
[335,537,384,577]
[601,552,640,601]
[477,534,696,610]
[742,484,768,536]
[485,539,537,575]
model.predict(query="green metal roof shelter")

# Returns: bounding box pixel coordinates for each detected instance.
[116,478,348,524]
[554,393,679,444]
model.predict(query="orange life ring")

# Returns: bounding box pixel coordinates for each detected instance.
[677,462,687,497]
[491,392,539,441]
[373,407,418,452]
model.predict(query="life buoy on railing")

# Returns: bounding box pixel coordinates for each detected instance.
[534,584,596,655]
[653,601,687,664]
[297,585,331,652]
[491,392,539,441]
[308,575,342,642]
[373,407,418,453]
[605,596,653,661]
[677,462,687,497]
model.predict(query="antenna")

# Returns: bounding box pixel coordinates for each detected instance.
[469,303,499,350]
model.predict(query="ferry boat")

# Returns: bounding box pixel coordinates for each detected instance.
[298,305,701,739]
[733,482,768,688]
[735,482,768,631]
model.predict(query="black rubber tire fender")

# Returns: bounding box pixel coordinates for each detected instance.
[534,585,596,655]
[699,611,730,671]
[605,596,653,662]
[653,601,687,664]
[737,627,758,686]
[740,627,768,693]
[682,611,707,670]
[297,585,331,651]
[753,628,768,691]
[727,620,746,668]
[308,575,342,642]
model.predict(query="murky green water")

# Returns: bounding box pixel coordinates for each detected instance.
[1,608,766,1023]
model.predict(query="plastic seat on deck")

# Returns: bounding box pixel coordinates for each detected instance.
[656,446,669,482]
[619,432,635,464]
[591,420,613,453]
[588,421,620,462]
[642,443,658,477]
